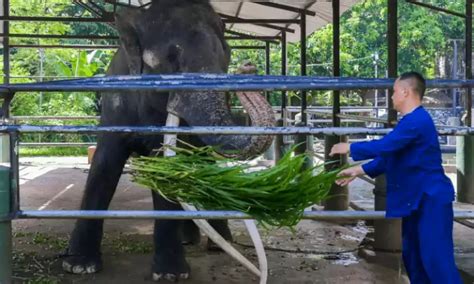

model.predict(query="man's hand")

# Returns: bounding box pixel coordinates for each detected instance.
[336,165,365,187]
[329,143,350,156]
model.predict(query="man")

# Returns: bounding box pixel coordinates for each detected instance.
[330,72,462,284]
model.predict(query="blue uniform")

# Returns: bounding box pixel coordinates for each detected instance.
[350,106,462,284]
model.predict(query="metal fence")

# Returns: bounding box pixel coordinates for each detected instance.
[1,74,474,282]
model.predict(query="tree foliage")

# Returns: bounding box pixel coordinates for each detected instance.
[1,0,467,113]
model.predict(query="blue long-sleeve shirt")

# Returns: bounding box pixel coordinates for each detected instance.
[350,106,454,217]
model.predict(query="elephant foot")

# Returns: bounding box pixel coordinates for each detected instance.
[62,254,103,274]
[152,253,190,282]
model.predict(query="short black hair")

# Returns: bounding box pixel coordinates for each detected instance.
[398,71,426,99]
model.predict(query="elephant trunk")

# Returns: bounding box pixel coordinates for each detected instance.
[231,91,275,158]
[167,90,276,159]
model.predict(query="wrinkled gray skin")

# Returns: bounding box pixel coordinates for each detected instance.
[62,0,275,281]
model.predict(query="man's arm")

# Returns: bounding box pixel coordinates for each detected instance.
[351,118,418,161]
[336,157,386,186]
[331,118,418,161]
[361,156,386,178]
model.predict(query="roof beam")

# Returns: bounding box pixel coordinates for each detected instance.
[225,30,279,44]
[223,18,299,24]
[256,2,316,16]
[219,13,295,33]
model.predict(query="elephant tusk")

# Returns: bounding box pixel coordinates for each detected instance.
[164,113,268,283]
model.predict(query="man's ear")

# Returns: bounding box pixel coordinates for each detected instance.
[115,8,143,75]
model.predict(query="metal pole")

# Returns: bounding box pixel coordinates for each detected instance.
[9,132,18,213]
[14,210,474,220]
[0,0,10,165]
[300,13,307,125]
[264,41,275,161]
[0,166,11,284]
[466,0,473,128]
[2,0,9,85]
[265,41,271,100]
[281,32,287,119]
[324,0,348,211]
[457,0,474,204]
[276,33,287,162]
[332,0,341,128]
[453,40,458,114]
[0,3,11,269]
[374,51,379,116]
[373,0,401,252]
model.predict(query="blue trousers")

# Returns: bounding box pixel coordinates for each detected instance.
[402,195,462,284]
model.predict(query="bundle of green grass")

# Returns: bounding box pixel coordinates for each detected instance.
[131,145,339,228]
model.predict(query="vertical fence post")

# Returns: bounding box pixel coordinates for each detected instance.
[323,135,348,210]
[373,0,401,252]
[324,0,348,211]
[274,119,284,162]
[457,0,474,204]
[0,165,12,284]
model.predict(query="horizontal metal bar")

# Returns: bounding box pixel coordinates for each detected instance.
[357,175,376,185]
[0,15,113,23]
[12,115,99,120]
[0,125,473,136]
[225,30,280,44]
[5,74,474,93]
[10,44,118,49]
[337,113,397,125]
[15,210,474,220]
[230,46,266,50]
[1,33,276,42]
[441,145,456,153]
[219,13,295,33]
[0,33,119,40]
[3,125,392,135]
[10,44,266,50]
[223,19,299,24]
[19,142,95,147]
[225,35,281,41]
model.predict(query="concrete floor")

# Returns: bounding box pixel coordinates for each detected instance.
[9,157,474,283]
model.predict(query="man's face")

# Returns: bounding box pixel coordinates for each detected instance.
[391,79,405,112]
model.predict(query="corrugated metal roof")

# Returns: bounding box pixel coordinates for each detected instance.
[116,1,360,42]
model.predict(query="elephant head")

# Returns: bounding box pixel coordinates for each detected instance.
[115,0,276,158]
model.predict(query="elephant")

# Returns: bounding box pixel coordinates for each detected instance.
[62,0,276,281]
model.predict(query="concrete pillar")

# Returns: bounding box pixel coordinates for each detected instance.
[274,119,285,162]
[456,135,474,203]
[0,135,10,163]
[263,140,275,161]
[0,166,12,283]
[373,176,402,251]
[294,122,313,169]
[447,117,460,146]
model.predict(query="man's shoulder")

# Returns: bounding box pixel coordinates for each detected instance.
[399,106,434,131]
[405,106,432,122]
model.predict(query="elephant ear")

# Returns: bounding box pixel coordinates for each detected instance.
[115,8,143,75]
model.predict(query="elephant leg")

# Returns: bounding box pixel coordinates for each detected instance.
[180,220,232,247]
[63,135,130,274]
[206,220,233,251]
[151,191,191,281]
